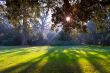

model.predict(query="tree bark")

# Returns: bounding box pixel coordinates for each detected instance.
[21,15,28,45]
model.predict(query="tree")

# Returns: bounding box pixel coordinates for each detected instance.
[6,0,40,45]
[38,4,51,40]
[5,0,110,45]
[51,0,110,33]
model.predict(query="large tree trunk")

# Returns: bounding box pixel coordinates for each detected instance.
[21,16,28,45]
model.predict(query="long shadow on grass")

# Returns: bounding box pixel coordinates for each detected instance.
[0,46,80,73]
[86,52,110,73]
[1,46,109,73]
[20,46,79,73]
[71,47,110,73]
[0,46,60,73]
[39,46,82,73]
[0,47,42,58]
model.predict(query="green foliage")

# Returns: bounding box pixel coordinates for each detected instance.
[51,0,110,33]
[6,0,40,27]
[5,0,41,45]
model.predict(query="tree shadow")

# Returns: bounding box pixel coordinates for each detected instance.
[0,47,43,58]
[39,46,82,73]
[62,47,110,73]
[0,49,31,59]
[86,52,110,73]
[0,46,58,73]
[0,46,110,73]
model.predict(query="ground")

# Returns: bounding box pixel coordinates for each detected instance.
[0,46,110,73]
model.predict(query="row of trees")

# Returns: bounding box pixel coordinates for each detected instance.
[0,0,110,45]
[0,0,50,45]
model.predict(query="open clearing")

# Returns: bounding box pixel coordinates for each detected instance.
[0,46,110,73]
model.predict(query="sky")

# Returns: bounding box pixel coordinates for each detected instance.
[0,0,6,5]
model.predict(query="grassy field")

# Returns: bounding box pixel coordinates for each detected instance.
[0,46,110,73]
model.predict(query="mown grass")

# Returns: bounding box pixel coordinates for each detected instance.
[0,46,110,73]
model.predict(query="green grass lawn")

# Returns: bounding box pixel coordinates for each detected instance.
[0,46,110,73]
